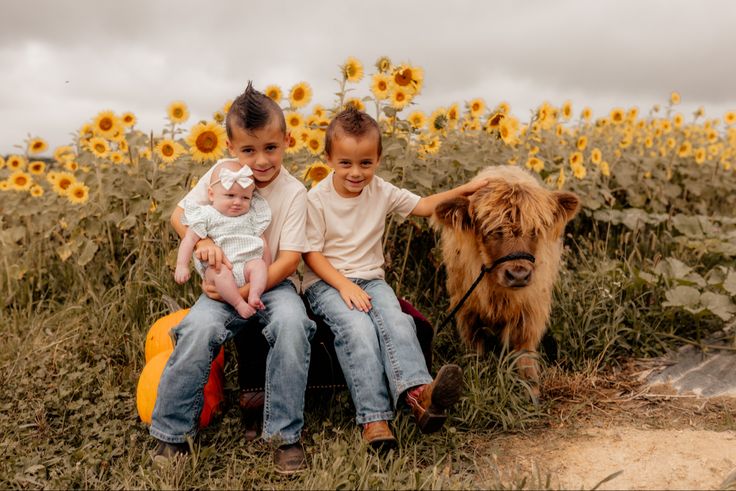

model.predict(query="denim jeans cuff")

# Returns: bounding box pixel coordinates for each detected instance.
[355,411,395,426]
[149,426,191,444]
[261,431,301,447]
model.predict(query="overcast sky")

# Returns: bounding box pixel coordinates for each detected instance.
[2,0,736,155]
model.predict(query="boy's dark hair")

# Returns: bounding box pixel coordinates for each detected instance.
[324,106,382,158]
[226,81,286,138]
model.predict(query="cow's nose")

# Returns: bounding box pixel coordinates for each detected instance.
[504,267,532,287]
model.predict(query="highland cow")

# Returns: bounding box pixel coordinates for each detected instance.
[432,166,580,397]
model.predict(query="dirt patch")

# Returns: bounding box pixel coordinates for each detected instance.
[472,364,736,489]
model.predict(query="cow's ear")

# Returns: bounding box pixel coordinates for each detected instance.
[433,197,473,230]
[552,191,580,223]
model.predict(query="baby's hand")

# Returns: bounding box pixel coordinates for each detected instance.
[338,282,372,312]
[174,264,190,284]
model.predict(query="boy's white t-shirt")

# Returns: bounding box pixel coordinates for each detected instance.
[179,158,309,286]
[302,173,420,291]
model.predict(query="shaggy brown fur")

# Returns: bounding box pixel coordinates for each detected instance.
[432,166,580,397]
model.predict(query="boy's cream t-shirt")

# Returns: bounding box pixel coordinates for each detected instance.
[302,173,420,291]
[179,158,309,286]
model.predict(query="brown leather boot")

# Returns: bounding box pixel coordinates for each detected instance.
[273,441,307,475]
[406,364,463,433]
[362,420,397,449]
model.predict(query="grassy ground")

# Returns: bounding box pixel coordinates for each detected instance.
[0,217,731,489]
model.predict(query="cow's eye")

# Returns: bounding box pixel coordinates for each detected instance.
[491,230,504,239]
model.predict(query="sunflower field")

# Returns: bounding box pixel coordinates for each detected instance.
[1,56,735,488]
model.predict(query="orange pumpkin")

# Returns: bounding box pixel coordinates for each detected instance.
[144,309,190,363]
[136,346,225,428]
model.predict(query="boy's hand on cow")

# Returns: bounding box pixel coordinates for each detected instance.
[174,264,190,284]
[459,178,489,196]
[194,238,233,272]
[338,282,372,312]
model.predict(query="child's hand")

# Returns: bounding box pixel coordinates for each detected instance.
[459,178,489,196]
[194,239,233,272]
[201,279,222,301]
[174,264,190,284]
[339,282,372,312]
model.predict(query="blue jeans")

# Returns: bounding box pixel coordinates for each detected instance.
[305,278,432,425]
[150,280,316,445]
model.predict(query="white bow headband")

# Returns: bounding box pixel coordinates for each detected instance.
[211,166,254,190]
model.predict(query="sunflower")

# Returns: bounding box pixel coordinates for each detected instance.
[186,121,227,163]
[609,108,625,124]
[223,99,233,113]
[302,161,331,184]
[116,138,129,153]
[375,56,392,73]
[46,171,59,184]
[569,151,584,168]
[576,136,588,151]
[7,155,27,170]
[429,109,447,133]
[87,137,111,158]
[28,137,48,154]
[556,168,566,190]
[285,132,304,154]
[9,170,33,191]
[341,57,364,82]
[284,111,304,131]
[92,110,121,138]
[392,65,423,94]
[407,111,427,130]
[468,98,485,118]
[344,98,365,112]
[498,116,520,145]
[0,156,4,169]
[590,148,602,165]
[54,145,75,162]
[627,107,639,122]
[694,147,706,164]
[677,141,692,157]
[140,147,152,160]
[370,73,391,100]
[420,134,441,155]
[581,107,592,121]
[261,85,282,103]
[0,181,9,191]
[66,182,90,204]
[525,157,544,173]
[446,103,460,127]
[121,111,137,127]
[724,111,736,125]
[288,82,312,109]
[561,101,573,120]
[64,160,79,172]
[707,128,718,143]
[29,184,44,197]
[389,86,412,110]
[673,113,684,128]
[167,101,190,124]
[53,172,76,196]
[28,161,46,175]
[155,139,185,164]
[305,130,325,156]
[670,91,681,105]
[312,104,326,118]
[213,111,225,124]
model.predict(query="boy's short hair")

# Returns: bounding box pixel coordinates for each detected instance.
[226,81,286,138]
[325,106,382,158]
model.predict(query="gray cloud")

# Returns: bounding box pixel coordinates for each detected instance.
[2,0,735,153]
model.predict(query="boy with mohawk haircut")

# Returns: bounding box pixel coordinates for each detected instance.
[303,107,486,447]
[151,82,315,474]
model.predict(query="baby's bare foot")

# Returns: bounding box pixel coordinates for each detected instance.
[235,301,256,319]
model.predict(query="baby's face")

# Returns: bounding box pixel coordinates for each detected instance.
[208,181,254,217]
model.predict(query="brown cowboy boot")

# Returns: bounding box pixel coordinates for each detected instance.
[362,420,397,449]
[405,364,463,433]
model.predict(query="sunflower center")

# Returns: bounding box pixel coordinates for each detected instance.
[173,108,184,118]
[74,189,84,198]
[100,118,113,131]
[288,136,297,147]
[95,143,106,153]
[293,88,305,101]
[290,117,300,127]
[396,93,405,102]
[162,144,174,157]
[196,131,218,152]
[395,69,412,86]
[33,142,42,150]
[60,178,72,190]
[309,139,319,150]
[378,81,387,91]
[15,176,27,186]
